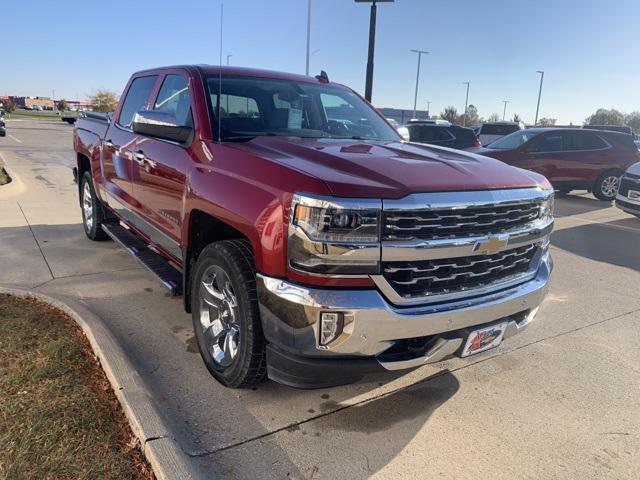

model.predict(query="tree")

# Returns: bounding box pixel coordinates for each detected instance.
[1,98,15,113]
[625,111,640,134]
[464,104,480,126]
[440,106,460,124]
[512,113,522,123]
[584,108,625,127]
[538,117,557,127]
[57,99,68,111]
[89,90,119,112]
[487,113,500,122]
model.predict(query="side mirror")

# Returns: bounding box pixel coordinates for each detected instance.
[132,110,192,143]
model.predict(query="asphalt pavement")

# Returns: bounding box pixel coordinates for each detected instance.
[1,120,639,479]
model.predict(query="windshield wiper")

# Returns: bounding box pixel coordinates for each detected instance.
[222,135,258,142]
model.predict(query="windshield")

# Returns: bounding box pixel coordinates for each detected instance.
[205,76,400,142]
[487,130,539,150]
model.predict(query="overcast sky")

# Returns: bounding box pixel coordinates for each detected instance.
[3,0,638,124]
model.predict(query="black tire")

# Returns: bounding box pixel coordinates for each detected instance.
[80,171,110,241]
[593,170,623,201]
[190,240,267,388]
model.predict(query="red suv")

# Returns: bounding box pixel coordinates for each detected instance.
[468,128,640,200]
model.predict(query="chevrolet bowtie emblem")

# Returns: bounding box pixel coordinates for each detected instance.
[474,235,509,255]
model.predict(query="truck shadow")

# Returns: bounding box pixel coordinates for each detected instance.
[551,221,640,272]
[2,222,462,480]
[554,193,612,217]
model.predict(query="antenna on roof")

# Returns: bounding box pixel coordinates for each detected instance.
[217,2,224,143]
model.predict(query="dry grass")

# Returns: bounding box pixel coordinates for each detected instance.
[0,167,10,186]
[0,294,154,480]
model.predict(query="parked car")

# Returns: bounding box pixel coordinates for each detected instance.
[615,162,640,218]
[468,128,640,200]
[0,118,5,137]
[406,120,481,150]
[634,139,640,150]
[583,125,633,135]
[73,65,554,389]
[478,121,525,146]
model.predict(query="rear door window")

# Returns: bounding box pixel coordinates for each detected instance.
[118,75,158,128]
[481,124,520,136]
[409,126,453,142]
[528,132,563,152]
[563,131,608,151]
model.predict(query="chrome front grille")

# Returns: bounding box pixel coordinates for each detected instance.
[383,202,541,240]
[382,244,538,299]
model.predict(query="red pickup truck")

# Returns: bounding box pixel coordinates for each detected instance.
[73,65,554,388]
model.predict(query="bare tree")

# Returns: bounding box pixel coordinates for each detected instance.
[538,117,557,127]
[89,90,119,112]
[57,99,68,111]
[465,105,480,126]
[487,113,500,122]
[440,106,460,124]
[512,113,522,123]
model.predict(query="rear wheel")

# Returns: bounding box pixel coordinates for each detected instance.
[80,171,109,241]
[593,170,622,201]
[190,240,267,388]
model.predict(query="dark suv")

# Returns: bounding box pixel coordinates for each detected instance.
[406,120,480,150]
[468,128,640,200]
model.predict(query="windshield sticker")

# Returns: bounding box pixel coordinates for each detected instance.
[288,108,303,130]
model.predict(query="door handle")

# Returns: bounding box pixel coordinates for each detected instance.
[104,139,115,149]
[134,150,146,163]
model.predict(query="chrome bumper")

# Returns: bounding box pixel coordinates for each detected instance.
[256,251,552,371]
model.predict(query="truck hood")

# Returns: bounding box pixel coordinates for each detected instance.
[228,137,549,198]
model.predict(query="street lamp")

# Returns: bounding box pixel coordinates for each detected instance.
[462,82,470,126]
[226,54,233,66]
[355,0,394,102]
[411,49,429,119]
[534,70,544,126]
[502,100,510,121]
[305,0,311,75]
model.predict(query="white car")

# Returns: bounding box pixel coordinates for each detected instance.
[615,162,640,218]
[478,121,525,146]
[634,139,640,150]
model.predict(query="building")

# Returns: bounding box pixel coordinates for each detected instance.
[10,96,55,110]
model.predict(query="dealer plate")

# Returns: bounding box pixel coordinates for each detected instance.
[628,190,640,201]
[461,322,507,357]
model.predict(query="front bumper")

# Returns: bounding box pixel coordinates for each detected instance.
[615,195,640,215]
[257,251,552,387]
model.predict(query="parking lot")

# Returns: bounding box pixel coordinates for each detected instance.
[1,120,639,479]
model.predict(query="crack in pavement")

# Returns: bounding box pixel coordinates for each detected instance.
[17,202,54,280]
[188,304,640,458]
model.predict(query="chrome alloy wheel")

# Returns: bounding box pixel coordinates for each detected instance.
[82,181,94,231]
[199,265,240,367]
[601,175,620,198]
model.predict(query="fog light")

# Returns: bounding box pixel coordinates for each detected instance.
[319,312,344,346]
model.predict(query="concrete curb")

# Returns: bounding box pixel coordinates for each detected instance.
[0,152,26,198]
[0,286,207,480]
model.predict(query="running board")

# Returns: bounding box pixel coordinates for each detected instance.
[101,223,183,296]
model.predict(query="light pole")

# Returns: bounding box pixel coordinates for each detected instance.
[226,54,233,66]
[305,0,311,75]
[534,70,544,126]
[502,100,510,121]
[355,0,394,102]
[462,82,470,126]
[411,49,429,119]
[426,100,431,118]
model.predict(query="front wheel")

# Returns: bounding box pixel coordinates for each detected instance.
[593,170,622,201]
[191,240,267,388]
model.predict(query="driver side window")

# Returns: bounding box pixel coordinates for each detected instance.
[154,74,193,127]
[528,133,562,153]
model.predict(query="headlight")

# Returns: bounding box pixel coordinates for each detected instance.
[539,193,554,221]
[288,194,381,275]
